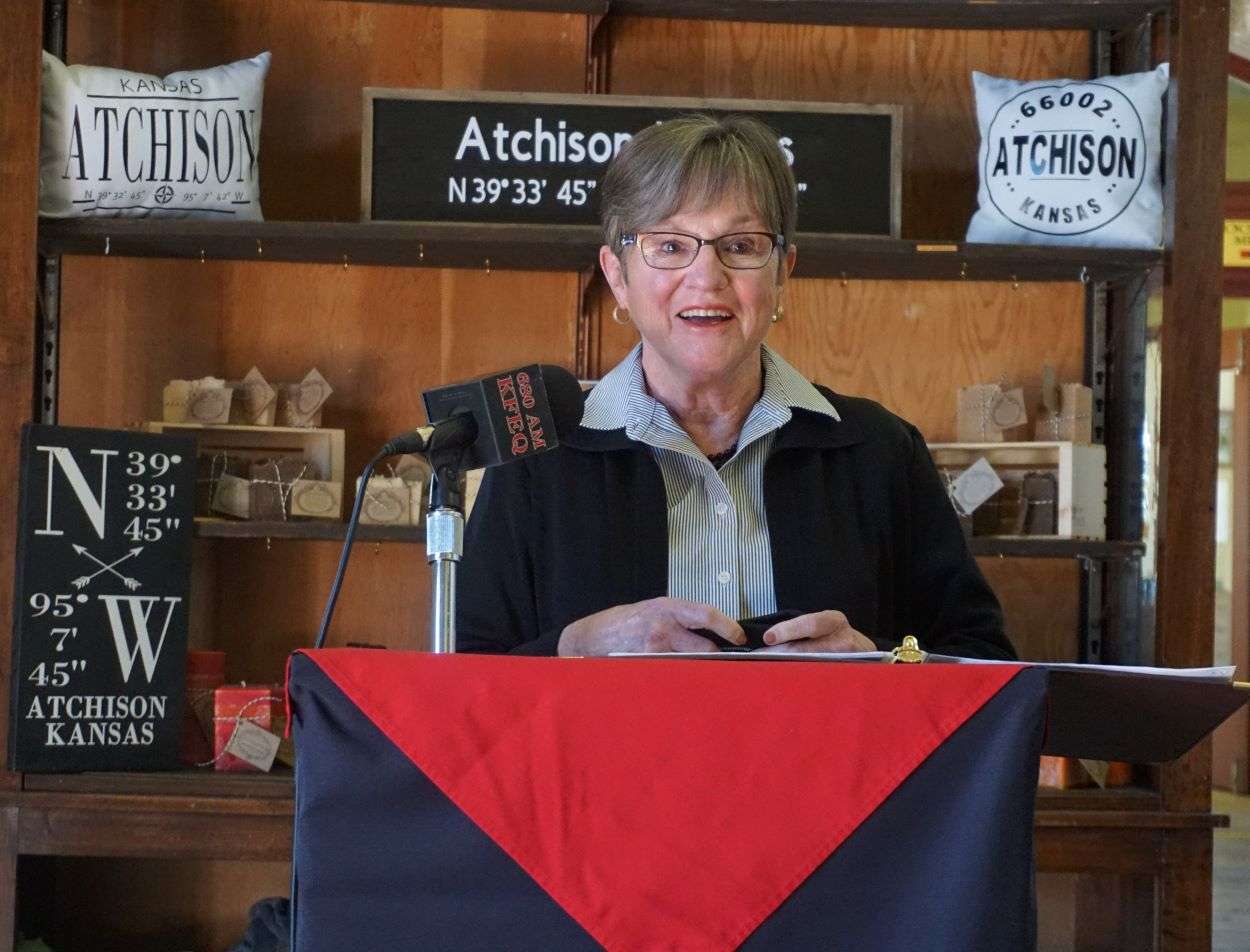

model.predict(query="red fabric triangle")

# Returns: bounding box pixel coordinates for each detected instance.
[305,651,1023,952]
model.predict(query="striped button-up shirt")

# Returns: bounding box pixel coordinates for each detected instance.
[581,343,841,619]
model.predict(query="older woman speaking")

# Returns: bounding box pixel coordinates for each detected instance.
[457,114,1014,660]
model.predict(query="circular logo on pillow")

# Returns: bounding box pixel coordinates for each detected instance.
[984,82,1147,236]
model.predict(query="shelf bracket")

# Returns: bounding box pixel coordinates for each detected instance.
[1079,556,1105,663]
[36,256,61,425]
[43,0,66,60]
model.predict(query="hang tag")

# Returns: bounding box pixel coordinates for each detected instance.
[990,387,1028,430]
[950,457,1004,515]
[225,720,280,772]
[212,473,251,518]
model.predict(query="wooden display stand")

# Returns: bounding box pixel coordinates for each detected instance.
[0,1,1229,950]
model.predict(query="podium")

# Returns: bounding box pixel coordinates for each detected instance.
[285,651,1247,952]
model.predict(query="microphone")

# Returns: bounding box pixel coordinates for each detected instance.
[314,363,585,651]
[380,364,584,469]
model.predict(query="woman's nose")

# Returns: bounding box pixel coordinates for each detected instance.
[683,244,729,287]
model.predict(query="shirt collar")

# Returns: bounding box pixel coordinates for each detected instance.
[580,343,840,436]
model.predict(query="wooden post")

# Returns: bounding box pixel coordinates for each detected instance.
[1157,0,1230,948]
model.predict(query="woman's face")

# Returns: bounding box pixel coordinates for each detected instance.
[600,195,796,395]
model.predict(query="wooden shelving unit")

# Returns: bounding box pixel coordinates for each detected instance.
[348,0,1170,29]
[38,218,1160,283]
[193,517,423,543]
[1,0,1229,949]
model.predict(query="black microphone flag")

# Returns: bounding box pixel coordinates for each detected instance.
[421,364,584,470]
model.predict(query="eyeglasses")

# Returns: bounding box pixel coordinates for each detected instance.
[620,231,784,270]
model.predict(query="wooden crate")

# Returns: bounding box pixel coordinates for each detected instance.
[927,441,1105,540]
[142,421,346,516]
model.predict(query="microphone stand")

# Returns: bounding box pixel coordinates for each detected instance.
[425,468,465,654]
[424,432,472,654]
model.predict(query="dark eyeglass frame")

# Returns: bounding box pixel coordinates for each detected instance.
[619,230,786,270]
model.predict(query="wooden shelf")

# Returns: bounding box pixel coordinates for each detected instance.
[191,521,1143,557]
[1,778,1212,863]
[38,219,1161,284]
[22,768,294,800]
[193,518,423,543]
[967,537,1144,559]
[359,0,1167,30]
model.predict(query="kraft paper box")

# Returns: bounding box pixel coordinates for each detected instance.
[278,369,332,428]
[249,457,315,521]
[956,385,1004,442]
[392,454,431,527]
[211,472,251,519]
[228,366,277,426]
[164,377,233,424]
[356,475,410,525]
[197,453,246,517]
[213,684,280,773]
[1035,383,1094,443]
[290,479,342,520]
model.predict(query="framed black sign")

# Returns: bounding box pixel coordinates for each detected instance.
[9,424,196,772]
[363,90,901,237]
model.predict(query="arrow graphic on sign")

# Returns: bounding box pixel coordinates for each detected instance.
[71,545,143,591]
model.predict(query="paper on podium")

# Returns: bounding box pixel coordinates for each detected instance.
[609,651,1246,763]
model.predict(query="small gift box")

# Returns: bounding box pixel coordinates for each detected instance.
[249,457,316,521]
[278,368,333,428]
[164,377,233,424]
[972,481,1022,536]
[1035,383,1094,443]
[228,366,277,426]
[392,454,431,527]
[356,475,411,525]
[1020,471,1058,535]
[956,385,1003,442]
[1038,755,1132,789]
[956,384,1028,442]
[213,684,281,773]
[197,452,246,517]
[290,478,342,520]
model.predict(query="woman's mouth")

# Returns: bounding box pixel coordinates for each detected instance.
[677,308,733,326]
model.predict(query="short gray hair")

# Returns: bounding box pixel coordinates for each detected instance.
[599,113,797,257]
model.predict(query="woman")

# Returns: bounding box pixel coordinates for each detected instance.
[457,114,1015,660]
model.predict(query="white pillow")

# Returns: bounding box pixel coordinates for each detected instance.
[40,51,270,220]
[966,65,1168,248]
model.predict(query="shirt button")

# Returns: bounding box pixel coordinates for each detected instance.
[717,570,732,584]
[714,502,729,517]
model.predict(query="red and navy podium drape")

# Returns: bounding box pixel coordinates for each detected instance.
[287,651,1044,952]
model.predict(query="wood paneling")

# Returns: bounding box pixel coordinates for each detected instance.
[57,258,578,672]
[604,18,1089,239]
[67,0,587,220]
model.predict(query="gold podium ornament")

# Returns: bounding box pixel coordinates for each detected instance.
[889,636,927,664]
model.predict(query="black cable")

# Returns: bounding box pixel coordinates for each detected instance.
[314,449,388,649]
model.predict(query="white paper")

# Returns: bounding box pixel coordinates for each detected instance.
[607,651,1237,683]
[950,457,1004,515]
[224,719,280,771]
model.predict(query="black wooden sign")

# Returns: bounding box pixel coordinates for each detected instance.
[364,91,901,237]
[9,424,196,772]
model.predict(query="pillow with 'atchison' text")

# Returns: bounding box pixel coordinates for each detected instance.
[40,51,270,220]
[966,65,1168,248]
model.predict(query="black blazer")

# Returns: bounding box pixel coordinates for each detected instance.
[456,387,1016,660]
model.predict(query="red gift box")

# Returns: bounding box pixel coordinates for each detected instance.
[213,684,279,772]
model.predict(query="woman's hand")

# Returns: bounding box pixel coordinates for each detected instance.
[557,598,746,657]
[758,610,875,654]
